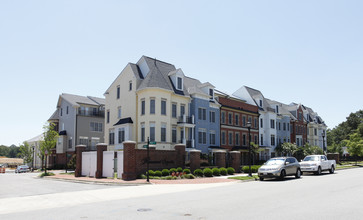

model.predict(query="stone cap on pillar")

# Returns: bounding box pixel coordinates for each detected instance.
[230,151,240,154]
[214,150,226,153]
[189,149,201,153]
[96,143,107,146]
[123,141,136,145]
[76,145,86,148]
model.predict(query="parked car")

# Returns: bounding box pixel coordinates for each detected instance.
[258,157,301,181]
[299,155,336,175]
[15,165,30,173]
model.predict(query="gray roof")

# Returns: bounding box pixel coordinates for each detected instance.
[244,86,274,112]
[58,93,105,108]
[48,109,59,121]
[26,134,44,143]
[136,56,189,96]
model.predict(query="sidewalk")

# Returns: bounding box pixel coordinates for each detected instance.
[45,173,242,185]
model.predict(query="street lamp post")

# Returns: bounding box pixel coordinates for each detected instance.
[147,137,150,182]
[32,146,35,171]
[322,130,326,154]
[247,121,252,177]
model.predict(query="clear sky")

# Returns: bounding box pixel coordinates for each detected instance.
[1,1,362,146]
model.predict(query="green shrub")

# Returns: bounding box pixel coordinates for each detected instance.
[242,165,261,173]
[162,169,170,176]
[212,168,220,176]
[139,174,147,179]
[177,167,183,172]
[203,168,213,177]
[166,176,174,180]
[39,172,55,177]
[182,174,195,179]
[148,170,155,176]
[193,169,203,177]
[227,167,235,175]
[183,168,191,174]
[154,170,162,177]
[219,168,227,175]
[169,168,177,174]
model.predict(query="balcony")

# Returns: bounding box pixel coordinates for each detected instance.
[78,110,105,118]
[177,115,195,128]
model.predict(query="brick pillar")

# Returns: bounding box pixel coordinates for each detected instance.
[95,143,108,178]
[215,150,227,168]
[175,144,186,169]
[122,141,137,181]
[189,149,201,172]
[75,145,86,177]
[229,151,241,173]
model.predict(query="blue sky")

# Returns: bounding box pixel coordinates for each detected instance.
[1,1,362,146]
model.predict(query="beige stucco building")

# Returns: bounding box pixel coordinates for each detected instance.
[104,56,194,151]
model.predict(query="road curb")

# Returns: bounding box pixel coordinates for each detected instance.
[38,176,151,186]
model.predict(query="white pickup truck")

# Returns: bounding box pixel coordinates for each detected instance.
[299,155,336,175]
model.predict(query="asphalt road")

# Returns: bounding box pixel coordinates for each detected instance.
[1,168,363,220]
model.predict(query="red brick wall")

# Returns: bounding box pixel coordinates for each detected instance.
[218,96,258,112]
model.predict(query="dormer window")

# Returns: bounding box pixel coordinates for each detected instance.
[177,77,182,90]
[209,89,214,99]
[276,105,279,113]
[259,100,263,107]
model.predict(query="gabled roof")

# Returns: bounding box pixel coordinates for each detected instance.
[48,109,59,121]
[244,86,274,112]
[136,56,189,96]
[26,134,44,143]
[114,117,133,126]
[57,93,105,108]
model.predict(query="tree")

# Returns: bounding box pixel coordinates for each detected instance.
[327,142,343,156]
[346,132,363,165]
[18,142,33,167]
[276,142,298,156]
[39,123,58,174]
[8,145,20,158]
[250,142,264,164]
[0,145,10,157]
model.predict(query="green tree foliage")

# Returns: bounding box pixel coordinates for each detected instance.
[327,142,343,156]
[346,132,363,165]
[0,145,10,157]
[275,142,298,156]
[39,123,59,174]
[18,141,33,165]
[8,145,20,158]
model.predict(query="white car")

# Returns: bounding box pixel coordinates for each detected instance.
[15,165,30,173]
[300,155,336,175]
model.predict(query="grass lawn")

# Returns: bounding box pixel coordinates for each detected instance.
[228,175,259,181]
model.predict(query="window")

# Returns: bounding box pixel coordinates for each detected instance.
[118,128,125,144]
[198,129,207,144]
[210,111,216,123]
[177,77,182,90]
[210,131,216,145]
[118,106,121,119]
[259,100,262,107]
[261,134,263,146]
[221,112,226,124]
[141,100,145,115]
[150,99,155,114]
[248,116,252,123]
[172,127,177,143]
[150,123,155,142]
[141,123,145,142]
[235,133,240,146]
[161,124,166,142]
[107,110,110,123]
[254,135,258,145]
[172,103,177,118]
[270,119,275,129]
[278,122,281,130]
[66,106,69,114]
[283,123,286,131]
[180,130,184,142]
[180,104,185,117]
[129,81,132,91]
[117,86,120,99]
[254,118,258,128]
[198,108,206,120]
[68,139,72,149]
[61,108,63,116]
[209,88,213,97]
[90,122,103,132]
[109,129,115,145]
[235,114,239,126]
[271,135,275,146]
[161,100,166,115]
[228,113,233,125]
[260,118,263,128]
[221,131,226,145]
[314,128,317,136]
[276,105,279,113]
[242,116,246,127]
[79,137,88,146]
[228,132,233,145]
[243,134,246,146]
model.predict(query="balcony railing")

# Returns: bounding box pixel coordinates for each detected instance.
[78,110,105,117]
[178,115,194,124]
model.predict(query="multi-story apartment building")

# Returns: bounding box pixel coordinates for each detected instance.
[302,105,327,150]
[184,77,220,153]
[233,86,277,158]
[216,91,259,163]
[283,103,308,147]
[104,56,194,151]
[48,93,105,166]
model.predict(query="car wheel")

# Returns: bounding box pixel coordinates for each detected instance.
[259,177,264,181]
[329,166,335,174]
[316,166,322,175]
[295,169,301,179]
[279,170,286,180]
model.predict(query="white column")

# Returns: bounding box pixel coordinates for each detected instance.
[192,127,195,148]
[183,126,186,144]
